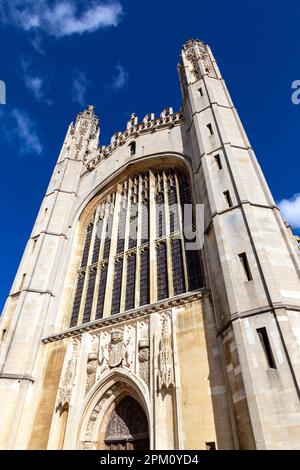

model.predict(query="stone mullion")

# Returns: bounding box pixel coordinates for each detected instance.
[90,202,107,321]
[77,212,96,325]
[134,174,143,308]
[175,173,189,291]
[149,170,157,303]
[163,171,174,298]
[119,180,131,312]
[103,189,121,317]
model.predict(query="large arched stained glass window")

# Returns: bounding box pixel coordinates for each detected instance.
[69,167,203,327]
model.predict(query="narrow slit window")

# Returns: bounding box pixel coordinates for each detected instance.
[1,329,7,342]
[198,87,204,97]
[41,207,48,222]
[214,153,222,170]
[207,123,214,135]
[129,141,136,156]
[257,327,277,369]
[20,273,26,290]
[224,190,233,208]
[238,252,252,281]
[32,238,37,253]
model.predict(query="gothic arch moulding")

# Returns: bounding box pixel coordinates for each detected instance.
[73,152,193,229]
[77,368,151,450]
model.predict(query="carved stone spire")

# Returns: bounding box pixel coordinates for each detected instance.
[179,38,219,85]
[67,105,100,161]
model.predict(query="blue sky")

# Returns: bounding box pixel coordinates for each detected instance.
[0,0,299,311]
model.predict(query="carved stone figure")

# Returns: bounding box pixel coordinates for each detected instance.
[85,352,98,395]
[138,338,150,384]
[57,340,80,408]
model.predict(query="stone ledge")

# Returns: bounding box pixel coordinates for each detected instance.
[218,303,300,336]
[0,373,35,383]
[42,288,209,344]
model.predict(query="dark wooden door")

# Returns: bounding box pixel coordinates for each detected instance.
[104,396,149,450]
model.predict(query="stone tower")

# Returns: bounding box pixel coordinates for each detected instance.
[0,40,300,450]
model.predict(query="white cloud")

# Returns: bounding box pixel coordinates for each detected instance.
[71,69,89,106]
[112,64,128,90]
[0,1,123,38]
[278,194,300,229]
[30,33,45,54]
[0,108,43,156]
[19,56,52,105]
[25,76,43,100]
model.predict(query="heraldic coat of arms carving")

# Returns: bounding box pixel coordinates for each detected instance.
[108,330,126,368]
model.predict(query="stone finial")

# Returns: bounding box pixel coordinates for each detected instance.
[110,132,121,144]
[127,113,138,129]
[160,107,173,118]
[76,104,99,125]
[143,113,155,123]
[182,38,205,51]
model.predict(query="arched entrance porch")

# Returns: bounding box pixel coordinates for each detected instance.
[104,395,149,450]
[77,369,151,450]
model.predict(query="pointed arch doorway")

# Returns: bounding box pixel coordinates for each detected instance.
[104,395,149,450]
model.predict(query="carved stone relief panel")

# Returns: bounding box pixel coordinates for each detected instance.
[158,312,174,390]
[137,319,150,385]
[85,352,98,394]
[56,337,81,408]
[84,317,150,397]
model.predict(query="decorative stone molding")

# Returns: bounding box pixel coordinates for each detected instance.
[81,318,148,399]
[158,313,174,390]
[86,110,183,172]
[81,383,123,449]
[183,39,202,81]
[182,39,216,80]
[75,105,99,138]
[138,338,150,385]
[84,390,113,446]
[85,352,98,395]
[42,289,207,344]
[98,328,135,372]
[56,338,81,408]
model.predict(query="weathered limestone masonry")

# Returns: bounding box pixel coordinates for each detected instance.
[0,39,300,450]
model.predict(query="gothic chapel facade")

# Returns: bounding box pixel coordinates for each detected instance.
[1,40,300,450]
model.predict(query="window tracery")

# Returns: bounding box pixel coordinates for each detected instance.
[69,167,203,327]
